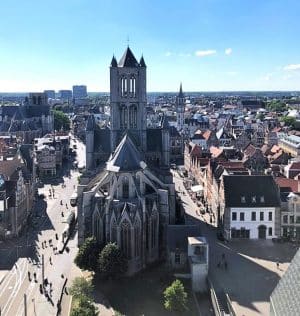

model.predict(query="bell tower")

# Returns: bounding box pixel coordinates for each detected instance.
[110,47,147,152]
[176,83,185,131]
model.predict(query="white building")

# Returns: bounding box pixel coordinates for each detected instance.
[221,175,281,240]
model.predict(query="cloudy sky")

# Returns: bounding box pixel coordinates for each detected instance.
[0,0,300,92]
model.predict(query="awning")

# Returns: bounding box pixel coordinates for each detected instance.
[191,185,203,193]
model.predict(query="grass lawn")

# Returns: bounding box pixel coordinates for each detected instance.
[95,265,198,316]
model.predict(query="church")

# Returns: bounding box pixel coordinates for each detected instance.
[86,47,172,171]
[77,47,177,274]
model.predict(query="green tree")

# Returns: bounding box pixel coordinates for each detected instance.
[163,279,188,312]
[53,109,70,131]
[281,116,296,127]
[267,101,287,112]
[98,243,127,279]
[70,296,98,316]
[75,237,101,272]
[69,277,93,299]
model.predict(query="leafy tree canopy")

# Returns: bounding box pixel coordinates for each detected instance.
[70,296,98,316]
[163,279,188,312]
[266,100,287,112]
[69,277,93,299]
[53,109,70,131]
[75,237,101,272]
[98,242,127,279]
[281,116,296,127]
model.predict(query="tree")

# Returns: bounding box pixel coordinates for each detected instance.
[75,237,101,272]
[69,277,93,299]
[163,279,188,312]
[53,109,70,131]
[281,116,296,127]
[70,295,98,316]
[267,101,287,112]
[98,242,127,279]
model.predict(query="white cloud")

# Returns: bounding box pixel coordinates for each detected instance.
[179,53,191,57]
[283,64,300,71]
[164,51,172,57]
[225,48,232,55]
[195,49,216,57]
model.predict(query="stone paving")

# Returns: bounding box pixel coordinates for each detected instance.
[172,170,299,316]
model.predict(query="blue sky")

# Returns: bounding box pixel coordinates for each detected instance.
[0,0,300,92]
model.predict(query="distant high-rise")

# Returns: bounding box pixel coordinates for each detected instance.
[44,90,55,99]
[72,85,87,99]
[59,90,72,101]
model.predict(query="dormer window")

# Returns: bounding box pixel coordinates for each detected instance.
[252,196,256,203]
[241,196,246,203]
[260,196,265,203]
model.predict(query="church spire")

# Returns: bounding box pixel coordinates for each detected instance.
[178,82,184,97]
[110,55,118,67]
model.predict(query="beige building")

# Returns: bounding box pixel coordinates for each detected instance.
[278,135,300,157]
[281,192,300,240]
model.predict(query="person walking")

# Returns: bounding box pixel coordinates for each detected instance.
[276,262,280,269]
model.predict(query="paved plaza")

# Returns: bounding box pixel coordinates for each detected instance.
[172,170,299,316]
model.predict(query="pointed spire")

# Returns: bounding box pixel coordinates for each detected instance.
[178,82,184,97]
[110,55,118,67]
[118,47,139,67]
[139,55,146,67]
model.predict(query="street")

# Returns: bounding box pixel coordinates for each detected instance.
[0,135,85,316]
[172,170,298,316]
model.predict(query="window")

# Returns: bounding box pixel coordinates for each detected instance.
[121,219,132,259]
[232,212,237,221]
[260,212,264,221]
[241,196,246,203]
[251,212,256,221]
[252,196,256,203]
[123,177,129,199]
[268,212,273,221]
[268,227,273,236]
[296,216,300,224]
[290,215,294,224]
[240,212,245,221]
[175,253,180,264]
[283,215,288,224]
[260,196,265,203]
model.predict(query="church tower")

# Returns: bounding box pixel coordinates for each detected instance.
[110,47,147,152]
[176,83,185,131]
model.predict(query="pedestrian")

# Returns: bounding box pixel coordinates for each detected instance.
[224,261,228,270]
[66,203,68,209]
[277,262,280,269]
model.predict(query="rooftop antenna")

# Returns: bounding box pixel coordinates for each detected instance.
[127,35,130,47]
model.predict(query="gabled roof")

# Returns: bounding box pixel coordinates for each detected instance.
[118,47,139,67]
[223,175,280,207]
[106,134,146,172]
[110,55,118,67]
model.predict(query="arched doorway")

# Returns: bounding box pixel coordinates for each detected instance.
[258,225,267,239]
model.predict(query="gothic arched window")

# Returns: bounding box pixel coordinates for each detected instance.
[123,176,129,199]
[92,209,103,244]
[121,219,132,259]
[129,105,137,129]
[110,217,117,243]
[151,211,158,249]
[134,218,141,257]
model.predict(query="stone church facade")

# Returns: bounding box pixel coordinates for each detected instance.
[78,47,176,274]
[86,47,170,171]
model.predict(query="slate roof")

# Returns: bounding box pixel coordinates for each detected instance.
[147,129,162,152]
[270,248,300,316]
[139,56,146,67]
[94,128,111,153]
[106,134,146,172]
[118,47,139,67]
[223,175,280,207]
